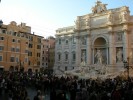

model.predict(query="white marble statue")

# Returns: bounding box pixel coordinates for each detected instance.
[91,6,97,14]
[116,48,123,63]
[86,18,90,26]
[75,20,80,29]
[91,1,107,14]
[108,13,112,23]
[122,11,128,21]
[81,52,86,66]
[95,49,103,64]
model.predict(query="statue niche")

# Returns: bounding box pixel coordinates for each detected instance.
[116,48,123,63]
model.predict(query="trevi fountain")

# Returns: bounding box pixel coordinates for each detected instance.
[54,1,133,80]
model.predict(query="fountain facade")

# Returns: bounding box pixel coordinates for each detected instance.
[54,1,133,77]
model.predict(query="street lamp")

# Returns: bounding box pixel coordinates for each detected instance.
[123,57,130,81]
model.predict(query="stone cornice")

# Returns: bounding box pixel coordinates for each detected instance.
[90,25,109,30]
[74,28,91,32]
[109,30,131,33]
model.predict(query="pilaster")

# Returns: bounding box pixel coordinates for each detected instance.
[87,31,92,65]
[108,31,114,64]
[76,35,81,67]
[123,29,129,61]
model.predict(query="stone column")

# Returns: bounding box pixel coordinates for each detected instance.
[61,37,65,71]
[123,29,129,60]
[109,31,114,64]
[76,35,81,67]
[106,47,109,64]
[93,48,95,64]
[88,32,92,65]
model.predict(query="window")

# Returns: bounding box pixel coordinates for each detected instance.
[26,42,28,44]
[21,33,24,37]
[42,63,44,66]
[42,57,44,60]
[59,39,61,45]
[37,45,41,49]
[16,47,20,52]
[0,46,4,51]
[28,61,31,65]
[72,36,76,44]
[46,57,47,61]
[37,38,41,43]
[16,57,19,63]
[2,30,6,34]
[37,61,40,65]
[13,32,17,36]
[0,55,2,61]
[65,66,67,71]
[0,37,4,40]
[37,53,40,57]
[65,53,68,61]
[58,53,61,61]
[17,33,20,37]
[45,45,49,48]
[65,40,68,45]
[12,39,16,42]
[10,56,15,62]
[17,39,20,43]
[25,57,28,63]
[28,51,32,56]
[72,53,76,61]
[29,36,33,41]
[11,47,15,52]
[25,49,28,53]
[29,43,33,48]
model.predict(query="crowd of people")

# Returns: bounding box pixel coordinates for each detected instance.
[0,70,133,100]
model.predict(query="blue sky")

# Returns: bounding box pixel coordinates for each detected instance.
[0,0,132,37]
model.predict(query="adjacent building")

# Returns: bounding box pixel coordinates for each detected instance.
[0,21,43,71]
[48,36,55,69]
[42,36,55,69]
[54,1,133,74]
[28,32,43,72]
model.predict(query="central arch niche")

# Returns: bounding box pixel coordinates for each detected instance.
[93,37,107,64]
[94,37,106,46]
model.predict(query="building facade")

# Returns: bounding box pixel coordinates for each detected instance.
[42,36,55,69]
[54,1,133,74]
[28,33,43,71]
[0,21,43,71]
[48,37,55,69]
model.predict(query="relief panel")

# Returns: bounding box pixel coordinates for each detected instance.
[91,16,108,27]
